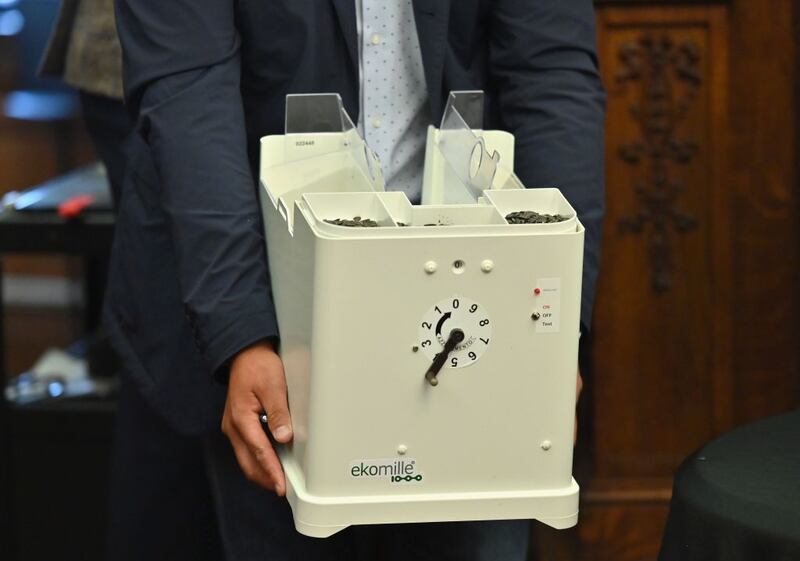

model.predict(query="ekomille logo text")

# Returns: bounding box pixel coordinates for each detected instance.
[349,459,423,483]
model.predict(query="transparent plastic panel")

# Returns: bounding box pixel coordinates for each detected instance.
[261,94,387,233]
[437,91,500,202]
[343,126,385,191]
[445,90,484,130]
[281,93,384,190]
[285,93,355,134]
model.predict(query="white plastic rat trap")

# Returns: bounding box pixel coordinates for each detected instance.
[258,92,584,538]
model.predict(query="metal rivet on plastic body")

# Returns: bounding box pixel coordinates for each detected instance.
[481,259,494,273]
[424,261,437,274]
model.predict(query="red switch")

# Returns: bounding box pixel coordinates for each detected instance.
[534,288,541,295]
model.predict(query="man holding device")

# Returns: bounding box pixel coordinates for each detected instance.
[109,1,604,559]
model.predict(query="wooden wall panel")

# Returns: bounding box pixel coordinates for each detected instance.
[530,2,799,561]
[594,4,730,480]
[726,0,800,426]
[534,488,671,561]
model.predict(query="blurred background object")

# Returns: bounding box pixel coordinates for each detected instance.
[0,1,116,560]
[658,410,800,560]
[0,0,93,379]
[1,2,224,561]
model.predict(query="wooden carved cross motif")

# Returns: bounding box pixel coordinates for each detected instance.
[616,34,700,292]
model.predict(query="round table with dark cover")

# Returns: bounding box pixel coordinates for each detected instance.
[659,409,800,561]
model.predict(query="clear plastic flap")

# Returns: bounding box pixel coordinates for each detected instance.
[285,93,356,134]
[437,91,500,202]
[281,93,384,189]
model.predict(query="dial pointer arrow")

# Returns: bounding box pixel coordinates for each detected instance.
[435,312,451,336]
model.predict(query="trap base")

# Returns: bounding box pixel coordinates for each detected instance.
[281,452,579,538]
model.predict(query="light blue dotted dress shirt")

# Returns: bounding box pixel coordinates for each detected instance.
[356,0,431,203]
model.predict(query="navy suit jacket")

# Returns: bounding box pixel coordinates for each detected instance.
[108,0,605,434]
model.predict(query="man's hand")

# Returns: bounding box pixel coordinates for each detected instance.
[221,340,293,495]
[574,368,583,445]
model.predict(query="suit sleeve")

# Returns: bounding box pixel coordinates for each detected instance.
[116,0,278,374]
[489,0,606,333]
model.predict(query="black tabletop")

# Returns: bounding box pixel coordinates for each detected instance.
[659,410,800,561]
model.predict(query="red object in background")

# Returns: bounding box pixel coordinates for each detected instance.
[58,195,95,219]
[534,288,541,295]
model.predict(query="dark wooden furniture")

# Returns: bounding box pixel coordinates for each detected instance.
[532,2,800,560]
[0,168,116,561]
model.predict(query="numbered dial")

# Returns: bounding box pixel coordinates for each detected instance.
[417,296,491,368]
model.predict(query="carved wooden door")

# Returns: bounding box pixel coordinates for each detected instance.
[533,2,800,560]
